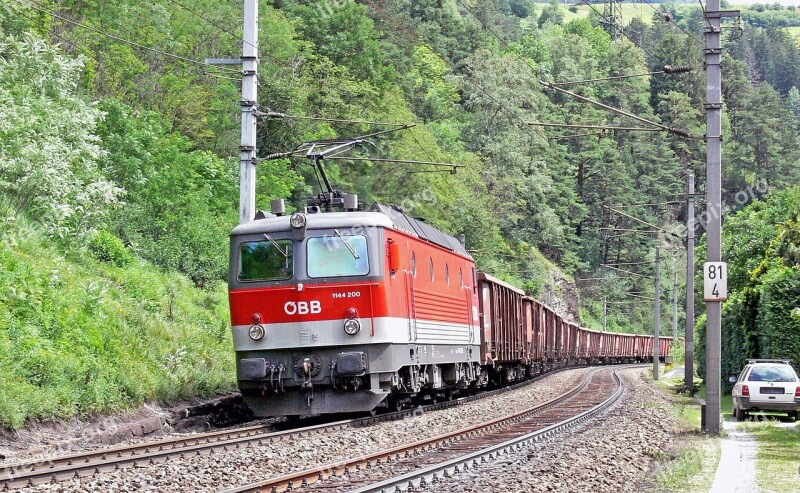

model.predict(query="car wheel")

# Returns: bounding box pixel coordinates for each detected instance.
[788,411,798,421]
[735,405,746,421]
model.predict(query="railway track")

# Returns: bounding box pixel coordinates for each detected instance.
[219,366,626,493]
[0,365,588,491]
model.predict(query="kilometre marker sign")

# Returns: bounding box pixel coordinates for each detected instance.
[703,262,728,302]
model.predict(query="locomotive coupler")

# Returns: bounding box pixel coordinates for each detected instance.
[268,365,276,392]
[277,364,285,392]
[300,358,315,406]
[329,361,338,389]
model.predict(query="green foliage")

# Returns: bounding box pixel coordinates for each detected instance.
[88,230,134,267]
[0,33,122,236]
[698,187,800,383]
[290,0,396,88]
[538,0,565,28]
[405,45,459,121]
[2,0,800,426]
[95,99,240,287]
[0,220,234,429]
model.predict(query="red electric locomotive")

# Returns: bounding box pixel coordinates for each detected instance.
[229,197,483,417]
[228,157,671,417]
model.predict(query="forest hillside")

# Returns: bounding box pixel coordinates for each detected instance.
[1,0,799,427]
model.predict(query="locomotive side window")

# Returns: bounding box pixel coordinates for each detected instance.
[445,263,450,287]
[429,257,434,283]
[411,252,417,277]
[459,267,464,288]
[307,234,369,278]
[239,239,293,281]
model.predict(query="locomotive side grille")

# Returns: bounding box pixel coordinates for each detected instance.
[413,289,469,324]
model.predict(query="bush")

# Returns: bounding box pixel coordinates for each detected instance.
[88,230,134,267]
[0,220,235,429]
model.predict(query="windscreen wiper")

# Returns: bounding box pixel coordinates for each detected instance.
[264,234,289,258]
[334,229,360,260]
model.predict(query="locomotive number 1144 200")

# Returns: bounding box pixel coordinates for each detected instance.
[332,291,362,299]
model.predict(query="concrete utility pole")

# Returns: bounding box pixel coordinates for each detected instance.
[654,246,660,381]
[603,297,608,332]
[673,269,678,341]
[686,173,695,393]
[239,0,259,224]
[704,0,723,435]
[704,0,738,435]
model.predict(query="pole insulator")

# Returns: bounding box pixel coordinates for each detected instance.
[663,65,693,74]
[263,151,293,161]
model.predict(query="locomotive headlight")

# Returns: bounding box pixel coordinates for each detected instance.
[343,318,361,336]
[289,212,307,229]
[249,324,265,341]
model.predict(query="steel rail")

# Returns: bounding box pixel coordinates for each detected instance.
[350,370,625,493]
[0,423,271,487]
[0,365,586,490]
[218,368,610,493]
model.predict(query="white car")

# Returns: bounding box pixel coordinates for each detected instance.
[730,359,800,421]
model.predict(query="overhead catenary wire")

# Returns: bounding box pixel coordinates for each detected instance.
[603,205,676,236]
[363,0,534,133]
[258,111,409,127]
[602,231,655,239]
[540,81,700,138]
[172,0,286,66]
[579,0,665,64]
[260,126,467,173]
[529,122,662,132]
[14,0,242,75]
[323,157,464,168]
[453,0,696,139]
[626,293,656,301]
[406,168,458,175]
[576,276,640,281]
[552,66,697,86]
[639,0,705,47]
[548,132,605,141]
[602,264,648,278]
[608,201,683,208]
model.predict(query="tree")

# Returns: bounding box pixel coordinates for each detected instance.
[538,0,564,28]
[0,33,121,236]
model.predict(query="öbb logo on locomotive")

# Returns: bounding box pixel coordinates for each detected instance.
[283,300,322,316]
[228,194,671,418]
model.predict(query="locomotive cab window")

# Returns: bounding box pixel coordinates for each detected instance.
[239,239,293,281]
[307,234,369,278]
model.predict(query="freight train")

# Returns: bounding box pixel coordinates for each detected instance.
[228,198,671,418]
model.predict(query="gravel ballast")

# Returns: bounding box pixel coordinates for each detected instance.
[417,367,683,493]
[11,368,591,492]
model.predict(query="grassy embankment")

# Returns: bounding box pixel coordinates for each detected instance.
[651,374,800,492]
[647,376,721,492]
[742,420,800,492]
[0,220,235,429]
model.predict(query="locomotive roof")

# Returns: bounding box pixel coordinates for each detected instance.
[231,203,472,258]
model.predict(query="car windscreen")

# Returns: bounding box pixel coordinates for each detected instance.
[747,365,797,382]
[307,234,369,278]
[238,239,293,281]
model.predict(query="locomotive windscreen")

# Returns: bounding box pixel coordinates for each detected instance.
[307,234,370,277]
[238,239,293,281]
